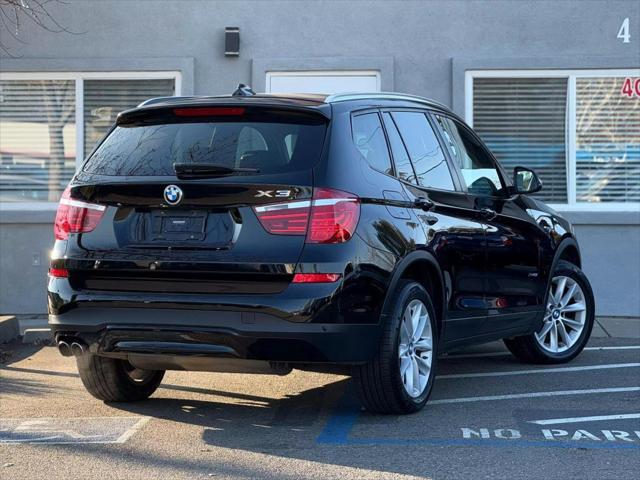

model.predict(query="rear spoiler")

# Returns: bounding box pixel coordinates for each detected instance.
[117,100,331,125]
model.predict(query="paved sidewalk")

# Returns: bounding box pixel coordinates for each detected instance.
[594,317,640,339]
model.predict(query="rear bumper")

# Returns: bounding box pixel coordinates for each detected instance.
[49,307,382,364]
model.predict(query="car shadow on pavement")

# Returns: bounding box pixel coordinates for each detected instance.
[111,376,350,434]
[106,378,439,478]
[0,343,57,397]
[0,376,59,397]
[0,339,43,365]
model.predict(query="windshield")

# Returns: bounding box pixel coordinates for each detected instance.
[83,111,327,176]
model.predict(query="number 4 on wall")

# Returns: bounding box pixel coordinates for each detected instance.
[617,18,630,43]
[621,78,640,98]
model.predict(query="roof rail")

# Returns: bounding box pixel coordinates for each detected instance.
[324,92,450,111]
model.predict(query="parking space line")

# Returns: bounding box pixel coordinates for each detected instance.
[437,362,640,379]
[115,417,150,443]
[316,390,360,445]
[529,413,640,425]
[586,345,640,351]
[443,345,640,360]
[430,386,640,404]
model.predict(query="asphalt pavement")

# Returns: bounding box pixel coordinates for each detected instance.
[1,333,639,479]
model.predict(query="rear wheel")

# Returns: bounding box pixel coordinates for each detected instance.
[504,260,595,364]
[353,280,438,414]
[76,354,164,402]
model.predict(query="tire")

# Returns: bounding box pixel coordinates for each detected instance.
[353,280,438,414]
[76,354,165,402]
[504,260,595,364]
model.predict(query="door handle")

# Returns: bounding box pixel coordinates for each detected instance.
[479,208,497,220]
[414,196,435,211]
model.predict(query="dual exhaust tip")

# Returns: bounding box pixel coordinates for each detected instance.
[58,340,86,357]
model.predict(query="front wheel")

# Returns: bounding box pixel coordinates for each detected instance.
[353,280,438,414]
[504,260,595,364]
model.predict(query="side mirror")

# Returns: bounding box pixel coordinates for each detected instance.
[513,166,542,194]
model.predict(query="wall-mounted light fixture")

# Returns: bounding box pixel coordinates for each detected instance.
[225,27,240,57]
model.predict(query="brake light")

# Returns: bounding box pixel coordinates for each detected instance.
[253,188,360,244]
[307,188,360,243]
[54,186,106,240]
[173,107,245,117]
[292,273,341,283]
[48,268,69,278]
[253,200,311,235]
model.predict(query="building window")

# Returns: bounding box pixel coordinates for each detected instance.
[467,69,640,209]
[265,71,381,94]
[472,78,568,203]
[576,77,639,203]
[0,80,76,203]
[0,73,178,203]
[83,79,176,158]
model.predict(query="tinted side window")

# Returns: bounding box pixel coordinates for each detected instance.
[382,112,416,183]
[435,115,504,196]
[351,113,393,174]
[391,112,455,191]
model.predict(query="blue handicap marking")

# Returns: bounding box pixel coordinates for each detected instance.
[317,389,640,450]
[316,388,361,444]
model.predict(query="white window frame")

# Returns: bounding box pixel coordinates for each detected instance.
[0,70,181,210]
[465,68,640,212]
[265,70,381,93]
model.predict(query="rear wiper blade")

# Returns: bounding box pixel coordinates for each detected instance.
[173,162,259,179]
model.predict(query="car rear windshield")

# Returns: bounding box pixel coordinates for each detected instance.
[82,108,327,176]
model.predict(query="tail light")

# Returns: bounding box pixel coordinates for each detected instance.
[48,268,69,278]
[54,186,106,240]
[253,187,360,244]
[253,200,311,235]
[306,188,360,243]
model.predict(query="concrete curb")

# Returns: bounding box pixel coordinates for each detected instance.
[0,316,51,344]
[22,328,53,344]
[0,316,19,344]
[596,317,640,339]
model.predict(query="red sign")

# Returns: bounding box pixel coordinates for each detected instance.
[621,78,640,98]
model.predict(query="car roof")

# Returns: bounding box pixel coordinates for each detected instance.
[135,92,452,113]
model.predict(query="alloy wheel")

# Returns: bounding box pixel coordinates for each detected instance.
[535,275,587,353]
[399,299,433,398]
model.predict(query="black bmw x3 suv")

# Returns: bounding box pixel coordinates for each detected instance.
[48,87,595,414]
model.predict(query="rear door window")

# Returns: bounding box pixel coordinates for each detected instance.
[83,109,327,176]
[351,112,393,175]
[391,111,455,191]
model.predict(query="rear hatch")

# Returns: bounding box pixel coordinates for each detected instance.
[60,104,328,295]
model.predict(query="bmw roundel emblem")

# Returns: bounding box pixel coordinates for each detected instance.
[163,185,183,205]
